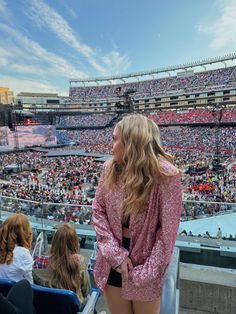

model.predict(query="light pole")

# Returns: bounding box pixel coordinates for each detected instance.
[212,103,223,201]
[10,104,20,150]
[212,103,223,170]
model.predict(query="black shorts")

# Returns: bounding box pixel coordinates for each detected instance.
[106,237,130,288]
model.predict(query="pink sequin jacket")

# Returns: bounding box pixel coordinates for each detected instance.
[92,158,182,301]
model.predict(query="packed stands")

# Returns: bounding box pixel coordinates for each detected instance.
[147,108,236,124]
[55,109,236,129]
[70,66,236,101]
[56,126,235,151]
[56,113,116,128]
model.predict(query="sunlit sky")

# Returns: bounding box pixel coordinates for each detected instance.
[1,0,236,95]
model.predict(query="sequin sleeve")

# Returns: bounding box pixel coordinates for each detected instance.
[129,172,182,286]
[92,162,129,269]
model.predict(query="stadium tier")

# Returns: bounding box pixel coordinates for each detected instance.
[70,66,236,103]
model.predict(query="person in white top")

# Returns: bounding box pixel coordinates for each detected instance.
[0,213,33,284]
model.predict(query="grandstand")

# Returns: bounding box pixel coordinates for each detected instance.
[0,54,236,313]
[68,53,236,113]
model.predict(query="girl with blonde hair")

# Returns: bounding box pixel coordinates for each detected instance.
[93,114,182,314]
[0,213,33,283]
[33,223,90,308]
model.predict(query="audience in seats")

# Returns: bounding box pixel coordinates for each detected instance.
[56,113,115,128]
[33,223,91,309]
[0,213,33,283]
[147,108,236,124]
[55,109,236,130]
[70,66,236,102]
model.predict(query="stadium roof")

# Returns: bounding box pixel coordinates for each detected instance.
[70,53,236,85]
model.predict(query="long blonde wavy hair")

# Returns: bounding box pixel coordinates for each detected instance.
[106,114,176,219]
[49,223,81,293]
[0,213,32,265]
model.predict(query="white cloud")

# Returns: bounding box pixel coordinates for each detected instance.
[0,0,7,14]
[0,57,8,66]
[197,0,236,49]
[102,51,131,75]
[0,23,88,79]
[25,0,106,74]
[0,0,13,21]
[0,76,67,95]
[0,0,131,94]
[59,0,78,19]
[10,64,48,75]
[24,0,130,76]
[0,47,15,58]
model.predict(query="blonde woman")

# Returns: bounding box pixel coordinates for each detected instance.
[0,213,33,283]
[92,114,182,314]
[33,223,91,308]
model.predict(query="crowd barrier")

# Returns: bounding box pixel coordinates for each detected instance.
[1,194,235,226]
[1,194,236,250]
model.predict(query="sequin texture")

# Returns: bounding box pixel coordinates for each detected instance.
[92,158,182,301]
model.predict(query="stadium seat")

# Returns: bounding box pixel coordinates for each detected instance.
[0,278,16,297]
[32,284,100,314]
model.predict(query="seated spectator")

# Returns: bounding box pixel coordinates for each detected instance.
[204,231,211,238]
[33,223,91,309]
[180,229,188,236]
[0,214,33,283]
[228,234,234,241]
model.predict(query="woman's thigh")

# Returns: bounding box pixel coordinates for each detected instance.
[132,298,161,314]
[104,284,133,314]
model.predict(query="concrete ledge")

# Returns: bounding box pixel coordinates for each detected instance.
[180,263,236,287]
[180,263,236,314]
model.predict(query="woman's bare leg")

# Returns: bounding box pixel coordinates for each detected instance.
[104,284,133,314]
[132,298,161,314]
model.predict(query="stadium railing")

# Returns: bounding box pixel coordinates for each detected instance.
[1,195,235,224]
[1,195,236,249]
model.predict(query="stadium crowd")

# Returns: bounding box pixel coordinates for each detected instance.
[147,108,236,124]
[70,66,236,101]
[54,108,236,129]
[56,113,115,127]
[56,126,235,151]
[0,143,235,225]
[0,104,235,227]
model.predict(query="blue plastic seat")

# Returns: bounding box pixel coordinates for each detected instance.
[0,278,16,297]
[0,278,100,314]
[32,283,100,314]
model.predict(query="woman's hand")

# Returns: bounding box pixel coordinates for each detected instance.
[115,257,133,281]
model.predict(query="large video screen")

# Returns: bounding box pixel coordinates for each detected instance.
[0,125,57,148]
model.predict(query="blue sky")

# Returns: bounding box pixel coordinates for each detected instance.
[1,0,236,96]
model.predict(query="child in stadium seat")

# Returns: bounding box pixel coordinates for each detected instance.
[0,213,33,283]
[33,223,91,308]
[92,114,182,314]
